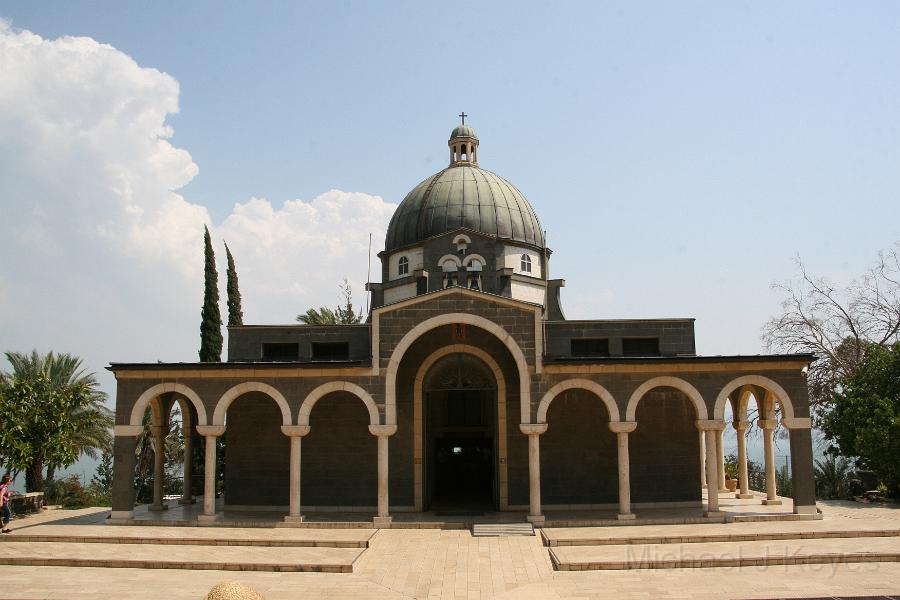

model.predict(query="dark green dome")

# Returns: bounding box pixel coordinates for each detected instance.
[385,164,545,252]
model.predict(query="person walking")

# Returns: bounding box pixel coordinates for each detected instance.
[0,474,13,533]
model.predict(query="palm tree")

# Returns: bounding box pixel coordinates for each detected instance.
[296,279,363,325]
[815,455,853,500]
[2,351,111,491]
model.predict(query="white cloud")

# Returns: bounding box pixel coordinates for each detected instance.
[0,22,396,395]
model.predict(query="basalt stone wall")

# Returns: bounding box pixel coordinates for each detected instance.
[630,389,701,503]
[540,388,618,505]
[224,394,290,505]
[301,392,378,507]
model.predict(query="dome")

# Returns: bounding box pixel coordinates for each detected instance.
[450,124,478,139]
[384,164,545,252]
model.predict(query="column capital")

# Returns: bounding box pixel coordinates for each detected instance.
[281,425,311,437]
[695,419,726,431]
[733,421,750,431]
[608,421,637,433]
[196,425,226,437]
[113,425,143,437]
[519,423,548,436]
[782,417,812,429]
[369,424,398,437]
[757,418,777,430]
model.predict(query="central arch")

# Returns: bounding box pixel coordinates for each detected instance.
[129,382,208,427]
[413,344,509,511]
[213,382,292,426]
[713,375,795,422]
[537,379,621,423]
[625,376,707,421]
[385,312,532,426]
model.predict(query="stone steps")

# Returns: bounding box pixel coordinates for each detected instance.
[0,540,364,573]
[542,527,900,547]
[549,535,900,571]
[471,522,534,537]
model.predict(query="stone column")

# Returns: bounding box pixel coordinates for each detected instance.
[759,418,781,505]
[734,421,753,499]
[369,425,397,528]
[696,420,725,516]
[520,424,548,524]
[281,425,311,523]
[110,426,141,521]
[716,428,727,492]
[179,409,195,505]
[609,421,637,520]
[197,425,225,522]
[699,431,707,488]
[786,419,816,514]
[149,425,167,511]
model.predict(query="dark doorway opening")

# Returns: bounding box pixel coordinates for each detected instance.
[424,354,497,513]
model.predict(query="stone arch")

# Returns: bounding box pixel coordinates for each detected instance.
[385,312,532,426]
[213,382,292,426]
[462,253,487,268]
[536,379,620,424]
[129,382,208,427]
[625,376,707,422]
[412,344,509,510]
[713,375,795,422]
[298,381,380,427]
[437,254,462,269]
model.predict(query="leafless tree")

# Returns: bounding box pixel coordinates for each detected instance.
[763,243,900,418]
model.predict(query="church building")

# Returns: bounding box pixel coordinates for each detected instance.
[110,120,817,526]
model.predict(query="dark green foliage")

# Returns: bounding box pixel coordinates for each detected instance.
[775,463,793,498]
[224,242,243,327]
[0,351,111,493]
[822,342,900,496]
[814,455,853,500]
[297,279,363,325]
[199,226,223,362]
[91,449,113,490]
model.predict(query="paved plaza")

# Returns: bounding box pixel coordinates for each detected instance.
[0,500,898,599]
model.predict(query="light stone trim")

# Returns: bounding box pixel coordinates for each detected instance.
[626,376,708,421]
[368,425,398,436]
[113,425,143,437]
[714,374,796,421]
[542,360,810,374]
[213,381,292,426]
[462,253,487,267]
[608,421,637,433]
[695,419,726,431]
[298,381,380,427]
[385,312,533,426]
[115,367,373,379]
[783,417,812,429]
[413,344,509,511]
[794,504,818,515]
[536,378,620,424]
[280,425,311,437]
[519,423,548,435]
[437,254,463,269]
[196,425,225,437]
[129,382,208,427]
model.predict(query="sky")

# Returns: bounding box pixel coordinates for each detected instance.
[1,2,899,475]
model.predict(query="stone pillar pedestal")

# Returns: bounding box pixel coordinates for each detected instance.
[734,420,753,499]
[696,420,725,517]
[369,425,397,528]
[179,411,196,505]
[786,418,816,515]
[699,430,707,488]
[197,425,225,522]
[716,428,727,492]
[759,418,781,505]
[520,424,548,525]
[110,426,142,522]
[281,426,311,523]
[609,421,637,520]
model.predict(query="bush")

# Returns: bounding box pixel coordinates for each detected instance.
[44,475,111,508]
[815,455,853,500]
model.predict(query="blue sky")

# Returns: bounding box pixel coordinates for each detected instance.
[0,2,898,426]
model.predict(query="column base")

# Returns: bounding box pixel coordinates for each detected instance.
[284,515,306,523]
[526,514,545,525]
[704,510,725,518]
[198,513,223,523]
[148,503,169,511]
[762,498,782,506]
[735,493,754,499]
[372,516,393,528]
[794,505,818,515]
[178,497,196,505]
[108,510,134,523]
[616,513,636,521]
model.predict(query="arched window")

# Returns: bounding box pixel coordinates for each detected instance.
[520,254,532,273]
[398,256,409,276]
[469,259,482,271]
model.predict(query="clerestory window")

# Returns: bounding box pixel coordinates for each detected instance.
[398,256,409,276]
[520,254,532,273]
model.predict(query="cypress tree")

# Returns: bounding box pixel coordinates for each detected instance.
[199,226,223,362]
[224,242,244,326]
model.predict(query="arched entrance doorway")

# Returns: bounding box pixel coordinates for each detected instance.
[423,353,498,512]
